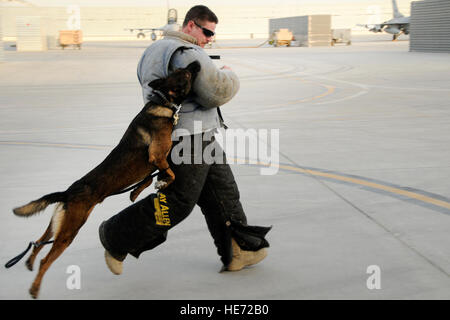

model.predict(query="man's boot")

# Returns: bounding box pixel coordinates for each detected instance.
[104,250,124,275]
[226,238,268,271]
[99,221,127,275]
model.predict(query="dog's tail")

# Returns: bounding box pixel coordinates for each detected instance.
[13,192,66,217]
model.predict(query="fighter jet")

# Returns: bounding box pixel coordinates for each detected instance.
[359,0,410,40]
[125,8,180,41]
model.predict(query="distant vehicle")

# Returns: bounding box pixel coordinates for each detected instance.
[125,8,181,40]
[269,28,293,47]
[331,29,352,46]
[358,0,410,40]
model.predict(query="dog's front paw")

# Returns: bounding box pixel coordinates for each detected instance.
[155,181,167,190]
[130,190,139,202]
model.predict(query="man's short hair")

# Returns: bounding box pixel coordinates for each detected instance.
[182,5,218,27]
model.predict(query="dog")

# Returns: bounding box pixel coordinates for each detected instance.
[12,60,201,299]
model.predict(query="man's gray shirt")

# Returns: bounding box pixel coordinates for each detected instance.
[137,31,240,138]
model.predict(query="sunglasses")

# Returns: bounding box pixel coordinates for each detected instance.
[193,21,215,38]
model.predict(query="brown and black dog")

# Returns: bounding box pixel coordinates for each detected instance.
[12,61,201,299]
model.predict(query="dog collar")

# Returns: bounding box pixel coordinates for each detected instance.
[151,90,182,125]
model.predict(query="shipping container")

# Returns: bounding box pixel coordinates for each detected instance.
[269,15,332,47]
[410,0,450,53]
[16,16,47,51]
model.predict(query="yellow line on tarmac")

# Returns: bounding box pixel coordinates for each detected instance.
[229,60,336,105]
[253,77,335,108]
[2,141,448,210]
[293,166,450,210]
[289,77,335,103]
[234,158,450,210]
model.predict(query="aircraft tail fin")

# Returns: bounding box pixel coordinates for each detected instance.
[392,0,404,18]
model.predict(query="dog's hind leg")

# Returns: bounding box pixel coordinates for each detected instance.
[29,233,75,299]
[29,203,95,299]
[27,203,65,271]
[26,221,53,271]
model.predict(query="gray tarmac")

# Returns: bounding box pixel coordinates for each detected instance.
[0,37,449,300]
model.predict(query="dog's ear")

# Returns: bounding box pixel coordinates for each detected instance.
[148,78,164,89]
[186,61,201,74]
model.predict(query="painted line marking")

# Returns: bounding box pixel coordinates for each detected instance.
[1,140,449,212]
[233,158,450,212]
[229,59,336,105]
[0,140,109,150]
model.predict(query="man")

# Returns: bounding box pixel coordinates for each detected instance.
[99,5,271,275]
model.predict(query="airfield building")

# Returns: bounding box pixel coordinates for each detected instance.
[410,0,450,53]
